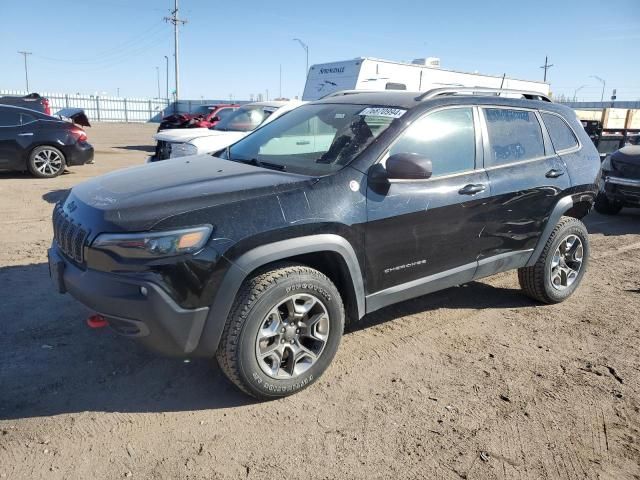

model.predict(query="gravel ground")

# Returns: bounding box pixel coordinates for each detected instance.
[0,122,639,480]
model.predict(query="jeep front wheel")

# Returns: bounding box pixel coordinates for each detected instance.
[216,263,344,399]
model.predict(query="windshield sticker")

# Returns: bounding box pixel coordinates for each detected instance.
[359,107,406,119]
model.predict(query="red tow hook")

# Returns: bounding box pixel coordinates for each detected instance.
[87,314,108,329]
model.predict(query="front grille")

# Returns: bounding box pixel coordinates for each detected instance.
[155,140,172,160]
[52,205,89,264]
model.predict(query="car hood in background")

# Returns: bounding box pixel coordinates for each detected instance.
[611,146,640,179]
[153,127,230,143]
[55,108,91,127]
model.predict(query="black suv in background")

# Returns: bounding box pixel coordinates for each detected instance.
[0,93,51,115]
[595,145,640,214]
[0,105,93,178]
[48,88,600,399]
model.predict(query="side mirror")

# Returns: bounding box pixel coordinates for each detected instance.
[385,153,433,180]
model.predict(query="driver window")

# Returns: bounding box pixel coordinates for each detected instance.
[387,107,476,177]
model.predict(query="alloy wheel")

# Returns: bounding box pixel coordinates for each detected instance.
[255,294,330,379]
[550,234,584,290]
[33,149,63,176]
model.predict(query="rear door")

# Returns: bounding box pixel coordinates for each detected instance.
[365,106,491,301]
[476,106,570,267]
[0,108,23,168]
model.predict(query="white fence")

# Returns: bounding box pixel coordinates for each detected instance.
[1,89,170,123]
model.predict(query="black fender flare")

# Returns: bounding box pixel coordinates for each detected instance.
[525,195,574,267]
[196,234,365,356]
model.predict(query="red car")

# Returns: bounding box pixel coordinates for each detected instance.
[158,104,239,131]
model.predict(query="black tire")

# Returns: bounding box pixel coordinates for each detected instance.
[216,263,344,399]
[594,192,622,215]
[28,146,66,178]
[518,216,590,304]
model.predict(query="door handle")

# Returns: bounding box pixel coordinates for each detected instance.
[17,132,34,136]
[459,184,486,195]
[545,168,565,178]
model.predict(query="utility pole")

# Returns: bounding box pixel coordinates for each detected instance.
[539,56,554,82]
[17,51,32,92]
[164,0,187,107]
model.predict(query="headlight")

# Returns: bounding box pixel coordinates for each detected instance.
[92,225,212,258]
[169,142,198,158]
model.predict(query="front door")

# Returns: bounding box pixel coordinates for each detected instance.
[365,106,490,310]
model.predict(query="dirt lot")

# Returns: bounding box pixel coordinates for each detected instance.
[1,122,639,480]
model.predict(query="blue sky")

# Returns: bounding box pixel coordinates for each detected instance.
[1,0,638,101]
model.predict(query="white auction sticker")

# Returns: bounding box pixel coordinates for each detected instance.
[359,107,406,119]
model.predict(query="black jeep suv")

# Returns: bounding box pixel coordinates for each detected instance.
[48,88,600,399]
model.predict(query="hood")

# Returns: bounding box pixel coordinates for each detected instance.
[67,154,311,232]
[55,108,91,127]
[154,128,228,143]
[611,145,640,178]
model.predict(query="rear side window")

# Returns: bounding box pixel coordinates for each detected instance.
[388,107,476,177]
[541,113,579,152]
[20,113,36,125]
[484,108,545,166]
[0,109,21,127]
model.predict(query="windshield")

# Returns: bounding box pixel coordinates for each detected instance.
[212,105,274,132]
[223,103,399,176]
[192,105,213,115]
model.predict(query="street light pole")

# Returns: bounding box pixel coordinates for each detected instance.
[293,38,309,76]
[17,51,32,92]
[573,85,586,102]
[156,66,161,99]
[164,55,169,102]
[590,75,606,102]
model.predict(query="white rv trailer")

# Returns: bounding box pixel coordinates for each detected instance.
[302,57,550,101]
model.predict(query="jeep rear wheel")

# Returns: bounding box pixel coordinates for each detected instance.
[216,263,344,399]
[518,216,590,304]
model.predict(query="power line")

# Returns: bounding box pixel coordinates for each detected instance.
[164,0,187,105]
[17,51,32,91]
[539,56,554,82]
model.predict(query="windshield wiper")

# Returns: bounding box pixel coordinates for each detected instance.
[231,157,287,171]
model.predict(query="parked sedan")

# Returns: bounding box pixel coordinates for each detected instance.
[595,145,640,214]
[158,104,239,131]
[0,105,93,178]
[150,101,302,162]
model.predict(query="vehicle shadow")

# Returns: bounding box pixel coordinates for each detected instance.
[42,189,70,204]
[116,145,155,153]
[584,209,640,236]
[0,262,531,420]
[346,281,535,334]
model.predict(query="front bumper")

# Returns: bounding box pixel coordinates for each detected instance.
[48,244,209,356]
[603,175,640,206]
[65,141,94,166]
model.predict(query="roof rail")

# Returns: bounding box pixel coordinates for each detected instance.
[416,87,552,103]
[319,90,375,99]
